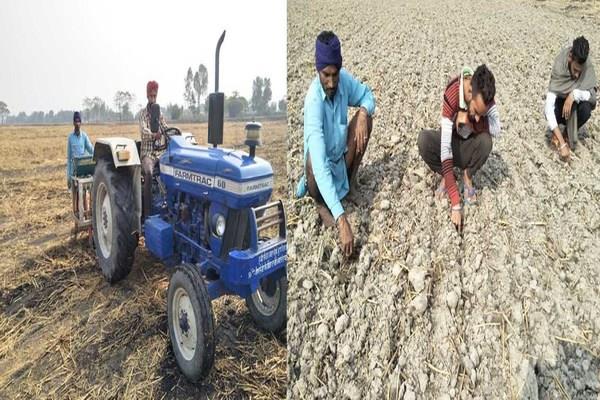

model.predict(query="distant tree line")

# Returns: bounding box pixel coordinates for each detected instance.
[184,64,208,118]
[5,109,80,124]
[0,72,286,125]
[0,94,138,125]
[180,63,285,119]
[113,91,136,122]
[0,101,9,124]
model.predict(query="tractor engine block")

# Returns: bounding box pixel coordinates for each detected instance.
[173,192,208,248]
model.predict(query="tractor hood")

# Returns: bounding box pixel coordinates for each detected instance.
[159,136,274,208]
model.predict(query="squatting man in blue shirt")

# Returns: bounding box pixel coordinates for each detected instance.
[296,31,376,257]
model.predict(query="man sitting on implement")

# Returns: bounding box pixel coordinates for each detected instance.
[66,111,94,213]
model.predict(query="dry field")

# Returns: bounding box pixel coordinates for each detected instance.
[0,119,286,399]
[287,0,600,399]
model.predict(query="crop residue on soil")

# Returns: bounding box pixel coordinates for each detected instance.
[286,1,600,399]
[0,120,286,399]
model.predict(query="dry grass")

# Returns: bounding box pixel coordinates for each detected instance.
[0,119,287,399]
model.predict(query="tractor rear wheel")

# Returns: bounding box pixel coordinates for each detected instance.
[167,263,215,382]
[246,275,287,333]
[92,158,138,283]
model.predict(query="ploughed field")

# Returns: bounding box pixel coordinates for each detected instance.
[0,119,286,399]
[287,0,600,399]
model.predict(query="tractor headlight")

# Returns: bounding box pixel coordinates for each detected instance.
[213,214,226,237]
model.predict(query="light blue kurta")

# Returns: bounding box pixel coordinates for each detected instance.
[66,130,93,188]
[297,68,375,220]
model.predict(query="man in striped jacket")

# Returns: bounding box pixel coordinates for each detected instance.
[418,65,500,231]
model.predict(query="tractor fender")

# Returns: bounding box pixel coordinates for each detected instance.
[93,138,141,167]
[93,139,142,235]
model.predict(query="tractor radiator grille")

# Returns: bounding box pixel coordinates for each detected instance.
[220,209,250,259]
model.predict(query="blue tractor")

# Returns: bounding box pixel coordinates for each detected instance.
[90,31,287,381]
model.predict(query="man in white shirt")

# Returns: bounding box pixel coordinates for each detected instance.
[544,36,597,160]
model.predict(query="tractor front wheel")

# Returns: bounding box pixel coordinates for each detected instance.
[246,275,287,333]
[92,158,138,283]
[167,263,215,382]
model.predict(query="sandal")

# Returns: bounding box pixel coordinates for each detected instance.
[552,138,570,161]
[296,176,308,198]
[558,142,570,161]
[435,181,447,200]
[463,183,477,205]
[550,129,570,161]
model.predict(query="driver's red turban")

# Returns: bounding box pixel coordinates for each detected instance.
[146,80,159,94]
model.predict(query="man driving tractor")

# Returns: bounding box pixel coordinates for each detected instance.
[138,80,169,219]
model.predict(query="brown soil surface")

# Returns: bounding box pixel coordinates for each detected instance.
[0,120,286,399]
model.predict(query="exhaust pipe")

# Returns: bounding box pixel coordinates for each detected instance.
[208,30,226,148]
[214,30,225,93]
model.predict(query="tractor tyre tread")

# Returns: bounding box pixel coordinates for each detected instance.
[92,158,138,283]
[167,263,215,382]
[246,275,287,334]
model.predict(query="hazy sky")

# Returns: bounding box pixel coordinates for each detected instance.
[0,0,286,114]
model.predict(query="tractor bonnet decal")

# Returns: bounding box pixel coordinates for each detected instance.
[160,164,273,195]
[174,168,213,186]
[215,177,273,194]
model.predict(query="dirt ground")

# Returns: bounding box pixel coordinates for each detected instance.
[0,119,286,399]
[287,0,600,399]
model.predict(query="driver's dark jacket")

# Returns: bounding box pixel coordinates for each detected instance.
[138,106,168,160]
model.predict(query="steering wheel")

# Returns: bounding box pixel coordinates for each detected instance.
[154,127,181,151]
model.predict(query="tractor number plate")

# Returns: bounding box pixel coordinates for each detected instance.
[247,243,287,279]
